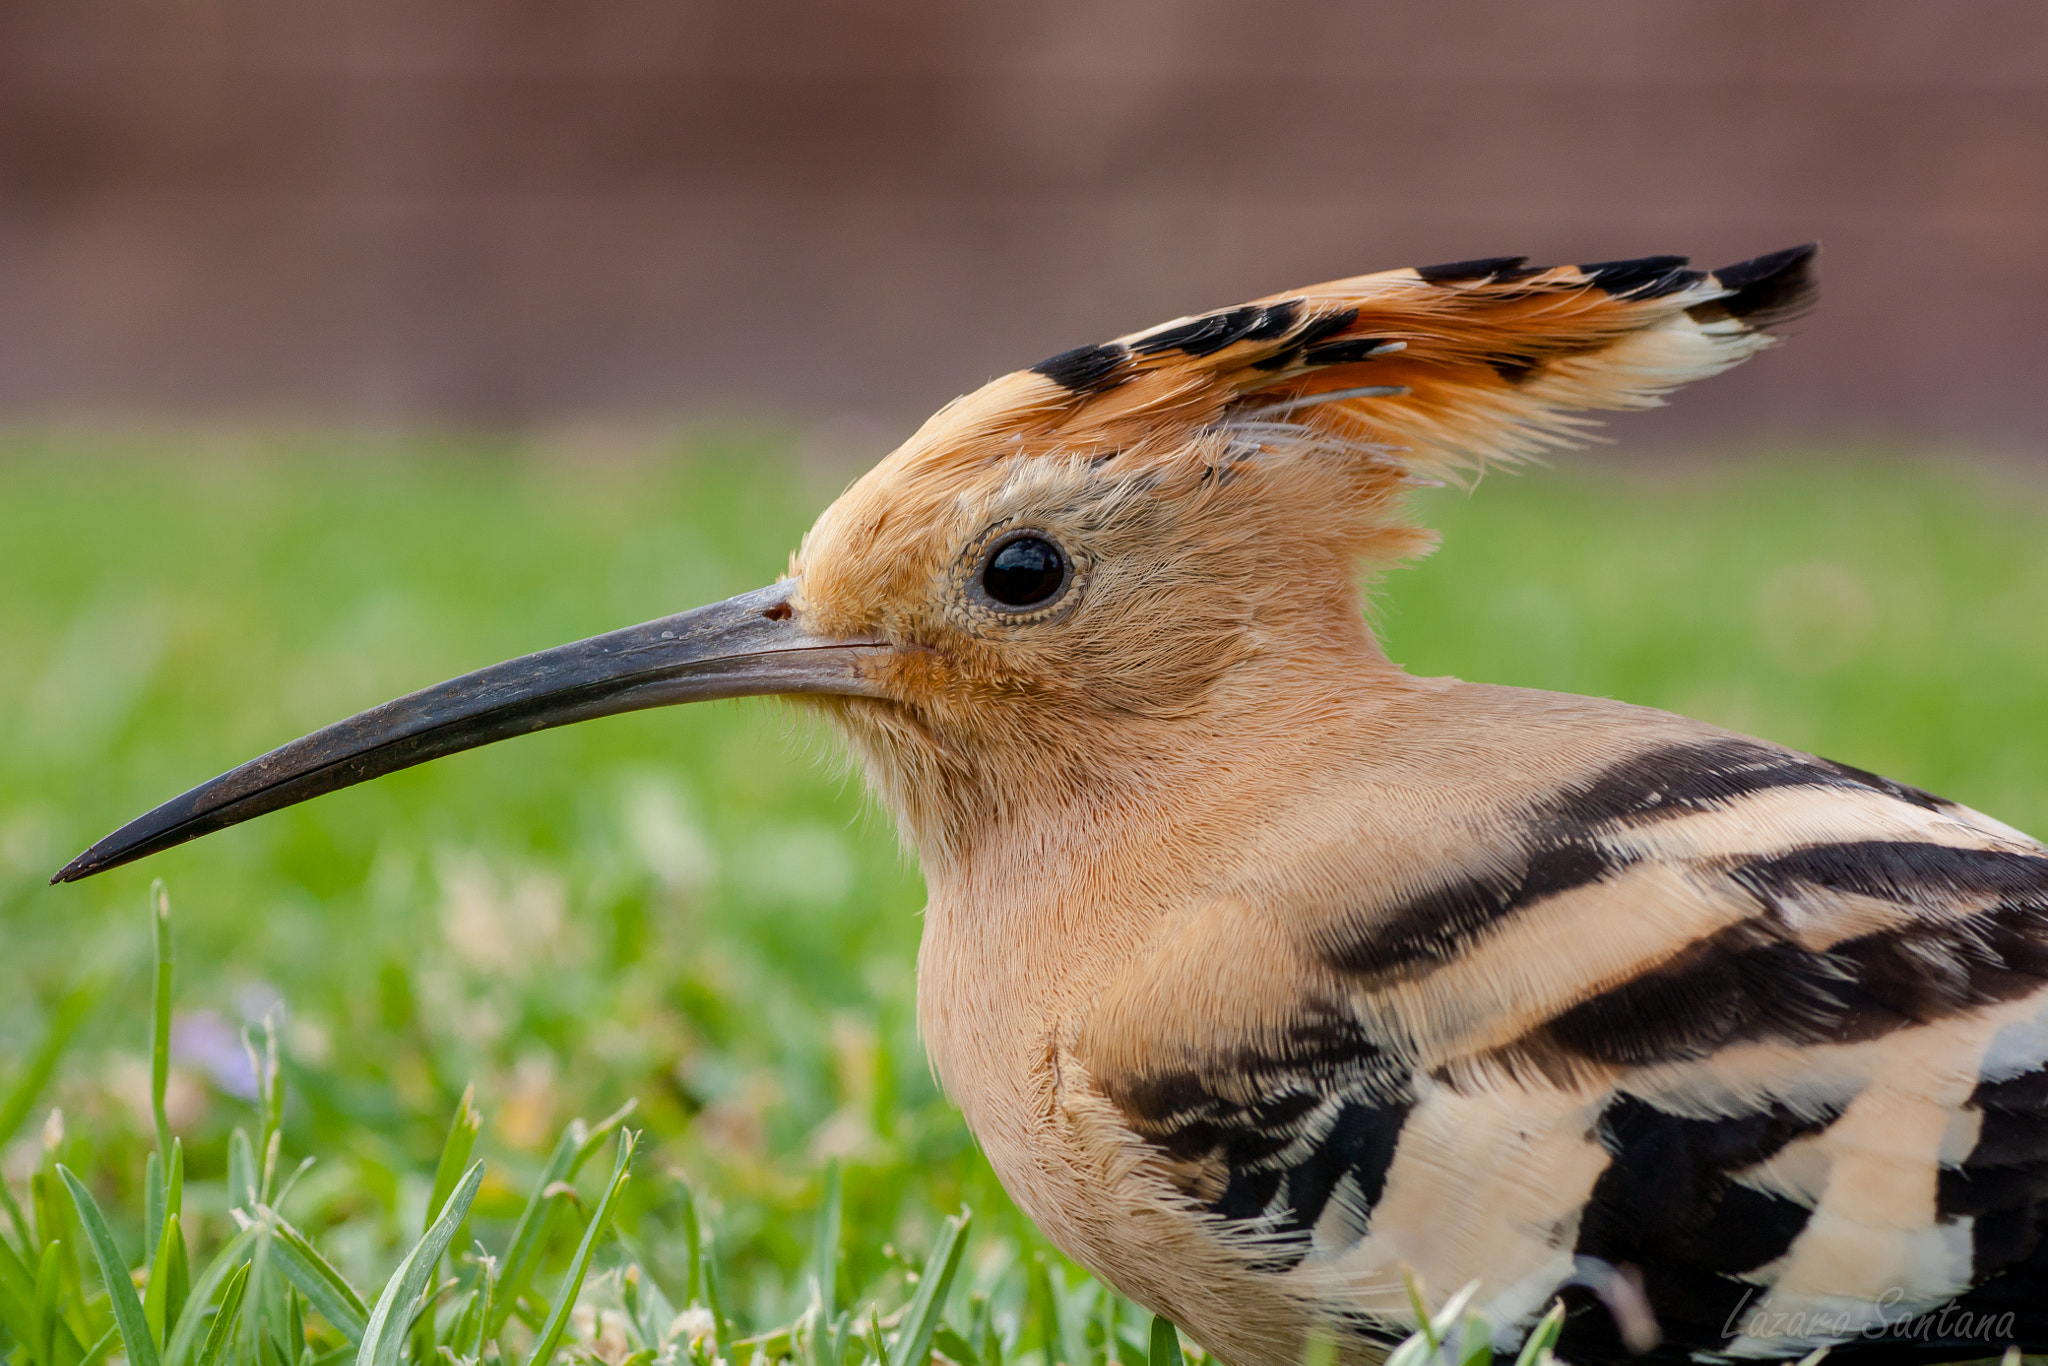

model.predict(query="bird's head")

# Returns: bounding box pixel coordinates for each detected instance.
[53,247,1813,883]
[784,373,1426,859]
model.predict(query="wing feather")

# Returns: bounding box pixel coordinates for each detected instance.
[1076,721,2048,1361]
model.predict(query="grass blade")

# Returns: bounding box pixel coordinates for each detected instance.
[810,1160,841,1366]
[57,1165,160,1366]
[228,1130,258,1212]
[164,1142,184,1237]
[569,1101,637,1176]
[163,1224,260,1366]
[31,1162,90,1350]
[196,1263,251,1366]
[971,1293,1000,1366]
[618,1252,669,1352]
[448,1254,494,1362]
[236,1208,273,1366]
[78,1326,118,1366]
[270,1156,316,1216]
[143,1212,188,1348]
[162,1227,190,1354]
[931,1327,978,1366]
[145,1151,164,1273]
[35,1241,62,1366]
[0,1176,33,1256]
[886,1209,969,1366]
[153,1175,182,1328]
[1148,1317,1184,1366]
[1511,1302,1564,1366]
[703,1232,729,1362]
[288,1287,307,1366]
[1428,1283,1480,1361]
[426,1086,482,1235]
[483,1126,578,1337]
[673,1177,701,1308]
[1056,1279,1090,1366]
[485,1101,633,1338]
[355,1161,481,1366]
[1027,1256,1058,1366]
[149,882,174,1166]
[407,1090,481,1366]
[520,1131,636,1366]
[0,1232,39,1353]
[259,1209,370,1345]
[0,983,100,1151]
[243,1020,283,1205]
[0,1294,34,1364]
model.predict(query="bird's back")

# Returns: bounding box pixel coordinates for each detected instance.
[933,680,2048,1365]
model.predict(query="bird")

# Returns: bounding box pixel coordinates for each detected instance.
[52,243,2048,1366]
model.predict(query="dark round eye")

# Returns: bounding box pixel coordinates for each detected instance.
[982,535,1067,608]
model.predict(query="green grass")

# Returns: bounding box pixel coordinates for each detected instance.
[0,432,2044,1366]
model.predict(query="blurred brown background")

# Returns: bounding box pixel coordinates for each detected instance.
[3,0,2045,446]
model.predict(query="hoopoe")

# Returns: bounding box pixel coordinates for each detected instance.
[55,245,2048,1365]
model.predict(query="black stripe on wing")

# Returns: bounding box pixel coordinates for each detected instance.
[1558,1066,2048,1363]
[1496,840,2048,1075]
[1944,1066,2048,1285]
[1557,1095,1838,1363]
[1105,1011,1413,1270]
[1320,739,1960,979]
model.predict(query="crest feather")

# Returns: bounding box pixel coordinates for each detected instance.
[960,244,1818,477]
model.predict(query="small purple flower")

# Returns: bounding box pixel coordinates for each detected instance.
[171,1010,258,1100]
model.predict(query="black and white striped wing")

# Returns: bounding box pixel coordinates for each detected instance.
[1085,737,2048,1363]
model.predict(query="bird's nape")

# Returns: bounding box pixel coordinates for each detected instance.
[50,581,891,883]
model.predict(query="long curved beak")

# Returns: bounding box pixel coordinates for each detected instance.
[52,581,888,884]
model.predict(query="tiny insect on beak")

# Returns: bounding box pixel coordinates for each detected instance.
[51,582,890,884]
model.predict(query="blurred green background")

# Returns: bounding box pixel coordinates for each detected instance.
[8,8,2048,1358]
[2,436,2045,1337]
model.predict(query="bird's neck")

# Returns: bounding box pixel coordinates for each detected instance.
[890,644,1425,1127]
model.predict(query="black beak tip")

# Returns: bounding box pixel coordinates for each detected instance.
[51,811,181,885]
[51,849,103,885]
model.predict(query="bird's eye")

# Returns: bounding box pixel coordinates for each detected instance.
[981,535,1068,608]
